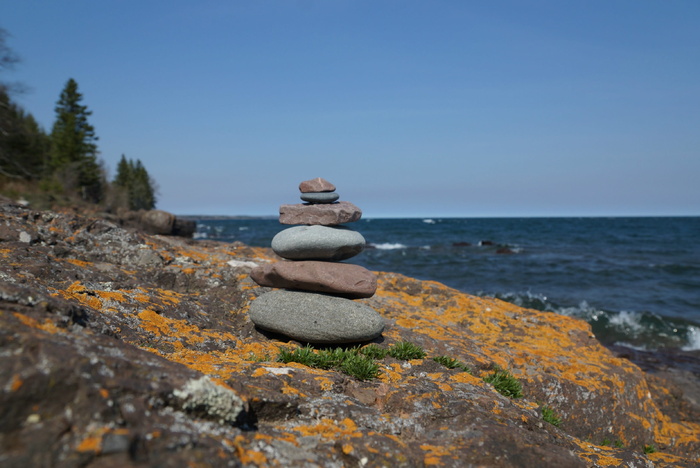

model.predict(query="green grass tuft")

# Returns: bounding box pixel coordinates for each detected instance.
[482,366,523,399]
[360,343,389,359]
[432,355,471,373]
[643,444,657,454]
[277,345,379,380]
[339,353,381,381]
[541,405,562,427]
[388,341,427,360]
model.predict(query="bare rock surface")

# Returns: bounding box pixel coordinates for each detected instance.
[248,290,385,343]
[250,260,377,298]
[1,198,699,467]
[279,201,362,226]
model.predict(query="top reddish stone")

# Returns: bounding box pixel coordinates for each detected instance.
[299,177,336,193]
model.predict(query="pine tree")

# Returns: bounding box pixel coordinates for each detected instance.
[0,28,49,180]
[112,155,157,211]
[0,87,50,179]
[50,78,103,202]
[114,154,131,187]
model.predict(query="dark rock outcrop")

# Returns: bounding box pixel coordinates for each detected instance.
[1,199,699,467]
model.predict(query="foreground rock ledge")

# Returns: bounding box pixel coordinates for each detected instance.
[1,199,699,467]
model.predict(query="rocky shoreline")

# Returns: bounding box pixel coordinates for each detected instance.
[1,197,699,467]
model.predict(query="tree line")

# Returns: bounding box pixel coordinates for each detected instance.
[0,28,157,211]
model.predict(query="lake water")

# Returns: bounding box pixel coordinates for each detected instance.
[194,216,700,351]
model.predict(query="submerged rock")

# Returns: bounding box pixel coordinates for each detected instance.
[249,290,384,343]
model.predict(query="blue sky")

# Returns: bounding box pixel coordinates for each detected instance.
[2,1,699,217]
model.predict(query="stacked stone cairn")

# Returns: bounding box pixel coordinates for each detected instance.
[248,177,385,344]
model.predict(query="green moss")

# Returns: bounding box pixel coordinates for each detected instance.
[432,355,471,373]
[643,444,657,454]
[541,405,562,427]
[388,341,427,360]
[482,366,523,399]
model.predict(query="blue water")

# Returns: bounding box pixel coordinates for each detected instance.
[195,217,700,351]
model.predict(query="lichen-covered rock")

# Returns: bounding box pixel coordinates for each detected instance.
[1,199,699,467]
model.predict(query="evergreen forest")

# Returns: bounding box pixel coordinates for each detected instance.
[0,27,157,212]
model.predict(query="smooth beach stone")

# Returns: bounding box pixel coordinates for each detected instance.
[279,201,362,226]
[271,225,365,261]
[299,177,336,193]
[250,261,377,298]
[248,290,385,344]
[300,192,340,204]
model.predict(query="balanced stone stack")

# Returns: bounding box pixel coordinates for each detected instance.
[248,178,385,344]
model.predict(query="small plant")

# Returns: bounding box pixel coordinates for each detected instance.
[340,353,380,381]
[432,356,471,373]
[643,444,657,454]
[278,345,321,367]
[388,341,427,360]
[277,345,380,380]
[601,438,611,447]
[360,343,388,359]
[482,366,523,399]
[541,405,562,427]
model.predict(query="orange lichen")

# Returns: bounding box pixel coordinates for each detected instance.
[314,376,334,391]
[232,435,270,465]
[65,258,93,268]
[96,290,127,303]
[9,374,23,392]
[420,443,455,465]
[293,418,363,441]
[13,312,60,334]
[76,436,102,453]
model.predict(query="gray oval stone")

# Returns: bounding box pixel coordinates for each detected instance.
[300,192,340,204]
[271,225,365,261]
[248,290,385,344]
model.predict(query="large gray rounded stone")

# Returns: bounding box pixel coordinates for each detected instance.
[248,290,385,344]
[271,225,365,261]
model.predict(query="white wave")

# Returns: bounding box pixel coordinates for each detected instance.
[682,326,700,351]
[423,219,436,224]
[193,232,208,239]
[608,310,646,333]
[371,242,407,250]
[239,226,249,231]
[556,301,604,320]
[613,341,651,351]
